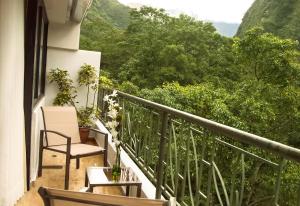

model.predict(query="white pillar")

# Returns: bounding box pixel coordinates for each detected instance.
[0,0,26,205]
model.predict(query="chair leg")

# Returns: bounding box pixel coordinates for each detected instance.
[104,150,108,167]
[38,131,44,177]
[38,148,43,177]
[76,157,80,169]
[65,153,71,190]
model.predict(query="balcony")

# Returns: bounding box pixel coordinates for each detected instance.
[15,88,300,206]
[97,89,300,206]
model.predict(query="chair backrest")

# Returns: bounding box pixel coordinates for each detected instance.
[41,106,81,146]
[38,187,173,206]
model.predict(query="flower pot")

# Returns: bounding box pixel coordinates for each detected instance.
[79,127,90,143]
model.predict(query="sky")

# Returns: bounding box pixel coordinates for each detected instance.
[118,0,255,23]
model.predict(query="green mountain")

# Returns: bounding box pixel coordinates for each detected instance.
[237,0,300,41]
[85,0,131,29]
[80,0,130,70]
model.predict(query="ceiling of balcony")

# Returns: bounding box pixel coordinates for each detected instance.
[43,0,92,24]
[44,0,72,24]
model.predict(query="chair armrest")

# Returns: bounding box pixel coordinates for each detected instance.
[90,128,107,135]
[41,130,71,140]
[90,128,108,152]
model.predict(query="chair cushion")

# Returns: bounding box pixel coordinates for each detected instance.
[42,107,81,146]
[48,144,105,156]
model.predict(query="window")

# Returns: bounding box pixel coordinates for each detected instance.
[33,4,48,102]
[24,0,48,190]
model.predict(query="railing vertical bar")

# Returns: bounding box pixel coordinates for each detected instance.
[229,155,239,206]
[274,158,287,205]
[168,125,175,192]
[238,153,245,206]
[206,134,216,206]
[172,122,179,197]
[197,135,206,203]
[155,112,169,199]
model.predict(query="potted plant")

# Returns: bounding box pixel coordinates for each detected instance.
[48,68,77,106]
[103,91,122,180]
[77,64,99,143]
[77,106,100,143]
[48,64,100,143]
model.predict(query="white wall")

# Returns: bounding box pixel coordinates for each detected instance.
[0,0,26,205]
[45,48,101,107]
[48,22,81,50]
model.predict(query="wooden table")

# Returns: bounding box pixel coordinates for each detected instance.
[85,167,142,197]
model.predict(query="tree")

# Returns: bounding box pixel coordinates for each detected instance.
[234,27,300,87]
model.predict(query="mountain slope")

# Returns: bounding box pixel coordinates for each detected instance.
[80,0,130,69]
[85,0,131,29]
[237,0,300,41]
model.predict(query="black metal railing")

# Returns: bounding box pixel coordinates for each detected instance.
[98,88,300,206]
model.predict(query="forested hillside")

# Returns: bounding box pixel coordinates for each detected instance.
[237,0,300,42]
[78,2,300,204]
[81,2,300,146]
[80,0,130,72]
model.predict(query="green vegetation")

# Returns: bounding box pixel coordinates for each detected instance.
[237,0,300,42]
[48,65,100,127]
[81,3,300,147]
[80,2,300,204]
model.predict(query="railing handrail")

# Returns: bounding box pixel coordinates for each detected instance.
[106,89,300,163]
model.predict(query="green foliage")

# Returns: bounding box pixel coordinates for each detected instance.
[87,0,130,30]
[81,4,300,204]
[116,7,238,88]
[80,0,129,76]
[237,0,300,42]
[117,81,140,95]
[47,68,76,106]
[77,106,100,127]
[234,27,300,86]
[99,76,114,89]
[48,65,101,127]
[78,64,98,87]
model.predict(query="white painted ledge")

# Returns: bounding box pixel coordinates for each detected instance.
[94,120,156,199]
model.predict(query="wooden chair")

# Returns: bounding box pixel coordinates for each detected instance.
[38,106,108,190]
[38,187,176,206]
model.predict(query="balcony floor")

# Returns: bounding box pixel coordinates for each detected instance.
[16,140,122,206]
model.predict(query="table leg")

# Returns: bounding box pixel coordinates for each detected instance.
[126,185,130,196]
[137,184,142,197]
[84,171,88,187]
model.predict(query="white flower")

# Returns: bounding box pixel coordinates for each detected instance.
[108,98,115,106]
[103,95,109,102]
[106,120,118,129]
[111,90,118,97]
[108,109,118,119]
[114,140,121,147]
[110,128,118,138]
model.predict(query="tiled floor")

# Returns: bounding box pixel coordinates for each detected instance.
[16,141,122,206]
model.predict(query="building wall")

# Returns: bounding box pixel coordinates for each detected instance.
[0,0,26,205]
[45,47,101,107]
[47,22,81,50]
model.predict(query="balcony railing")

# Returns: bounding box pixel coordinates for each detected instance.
[98,89,300,206]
